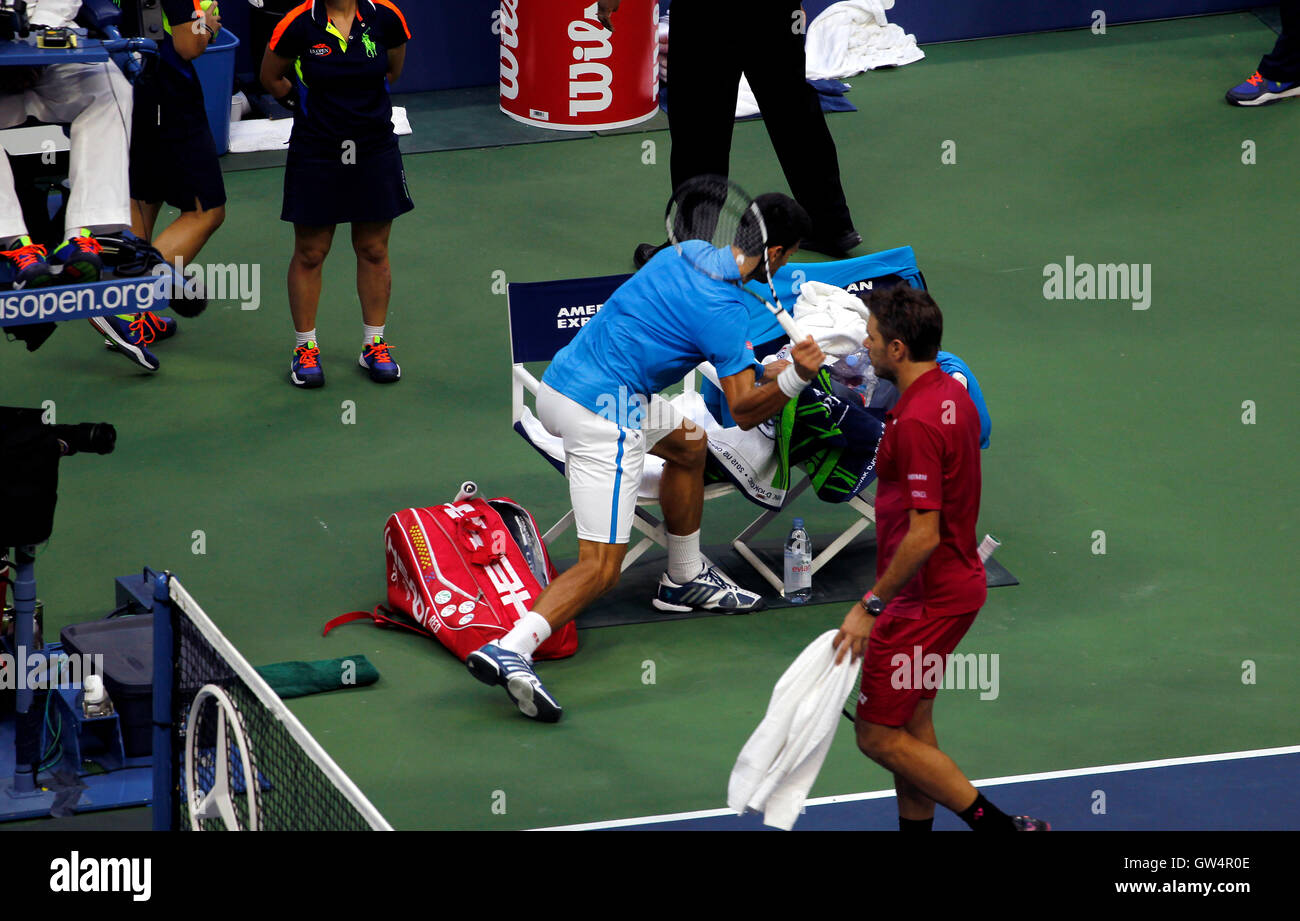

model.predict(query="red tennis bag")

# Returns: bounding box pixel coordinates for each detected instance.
[325,492,577,661]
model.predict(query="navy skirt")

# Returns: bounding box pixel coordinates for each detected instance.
[281,135,414,226]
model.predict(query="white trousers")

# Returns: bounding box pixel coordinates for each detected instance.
[0,61,133,241]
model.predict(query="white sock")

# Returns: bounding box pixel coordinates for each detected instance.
[498,611,552,658]
[296,329,317,348]
[363,324,385,347]
[667,530,703,583]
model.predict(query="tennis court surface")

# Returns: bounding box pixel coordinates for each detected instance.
[3,12,1297,834]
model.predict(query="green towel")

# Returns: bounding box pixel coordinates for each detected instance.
[255,655,380,699]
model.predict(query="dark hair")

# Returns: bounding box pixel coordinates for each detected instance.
[864,284,942,362]
[753,193,812,252]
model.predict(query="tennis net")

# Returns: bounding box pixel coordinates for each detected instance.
[153,574,390,831]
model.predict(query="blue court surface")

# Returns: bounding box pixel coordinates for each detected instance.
[535,746,1300,831]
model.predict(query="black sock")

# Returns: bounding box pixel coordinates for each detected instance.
[899,816,934,832]
[958,792,1015,832]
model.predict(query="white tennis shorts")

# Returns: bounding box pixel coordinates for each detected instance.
[536,382,683,544]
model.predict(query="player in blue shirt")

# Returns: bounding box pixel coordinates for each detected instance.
[467,193,826,722]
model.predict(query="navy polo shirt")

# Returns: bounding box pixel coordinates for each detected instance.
[269,0,410,150]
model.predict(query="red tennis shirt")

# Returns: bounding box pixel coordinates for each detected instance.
[873,366,987,619]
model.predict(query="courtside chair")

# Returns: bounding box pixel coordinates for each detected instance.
[507,272,736,573]
[506,247,925,594]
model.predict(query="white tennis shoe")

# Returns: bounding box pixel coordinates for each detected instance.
[652,563,765,613]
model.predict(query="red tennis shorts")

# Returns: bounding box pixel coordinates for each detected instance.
[856,610,980,727]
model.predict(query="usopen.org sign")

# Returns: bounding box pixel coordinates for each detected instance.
[0,276,169,327]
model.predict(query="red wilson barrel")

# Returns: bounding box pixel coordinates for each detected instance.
[499,0,660,131]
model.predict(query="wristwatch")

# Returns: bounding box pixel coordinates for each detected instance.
[862,593,886,616]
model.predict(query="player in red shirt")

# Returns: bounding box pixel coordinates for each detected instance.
[833,284,1049,832]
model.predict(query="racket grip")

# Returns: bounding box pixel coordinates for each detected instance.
[977,534,1001,563]
[454,481,478,504]
[775,310,807,343]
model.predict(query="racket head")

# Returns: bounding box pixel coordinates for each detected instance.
[665,175,768,281]
[664,175,806,342]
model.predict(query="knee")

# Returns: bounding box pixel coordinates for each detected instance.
[856,724,899,765]
[203,206,226,233]
[595,557,622,595]
[293,244,330,271]
[354,240,389,266]
[665,427,708,471]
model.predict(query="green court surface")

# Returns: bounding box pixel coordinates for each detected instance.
[4,12,1297,831]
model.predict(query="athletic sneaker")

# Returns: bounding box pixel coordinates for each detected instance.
[1012,816,1052,831]
[291,341,324,388]
[1225,70,1300,106]
[800,227,863,258]
[358,336,401,383]
[653,563,765,613]
[466,642,563,722]
[0,237,55,289]
[48,230,104,283]
[101,312,177,350]
[90,314,160,371]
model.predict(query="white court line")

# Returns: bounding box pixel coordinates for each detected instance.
[530,744,1300,831]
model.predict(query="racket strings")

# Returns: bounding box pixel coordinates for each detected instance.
[666,177,767,266]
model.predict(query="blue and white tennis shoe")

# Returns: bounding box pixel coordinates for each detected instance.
[653,563,765,614]
[466,642,563,722]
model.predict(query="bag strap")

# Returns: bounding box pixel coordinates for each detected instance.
[322,605,431,639]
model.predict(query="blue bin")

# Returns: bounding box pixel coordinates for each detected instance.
[193,28,240,156]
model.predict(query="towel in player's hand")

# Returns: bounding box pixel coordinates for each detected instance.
[727,630,860,829]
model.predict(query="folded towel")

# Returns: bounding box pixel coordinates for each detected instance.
[227,107,412,154]
[255,654,380,699]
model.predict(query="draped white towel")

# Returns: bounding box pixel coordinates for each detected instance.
[792,280,871,358]
[727,630,860,830]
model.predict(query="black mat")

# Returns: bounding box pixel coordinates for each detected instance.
[571,534,1019,629]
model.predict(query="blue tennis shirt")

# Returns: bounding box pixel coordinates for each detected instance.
[936,350,991,449]
[542,242,761,429]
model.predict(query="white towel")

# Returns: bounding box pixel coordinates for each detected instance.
[792,280,870,358]
[804,0,925,81]
[728,630,859,830]
[226,107,413,154]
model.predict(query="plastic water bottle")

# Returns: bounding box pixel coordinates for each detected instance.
[783,518,812,603]
[828,348,879,405]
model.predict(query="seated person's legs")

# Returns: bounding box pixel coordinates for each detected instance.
[26,63,132,259]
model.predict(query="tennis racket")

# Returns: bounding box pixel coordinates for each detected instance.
[839,534,1003,723]
[665,175,807,344]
